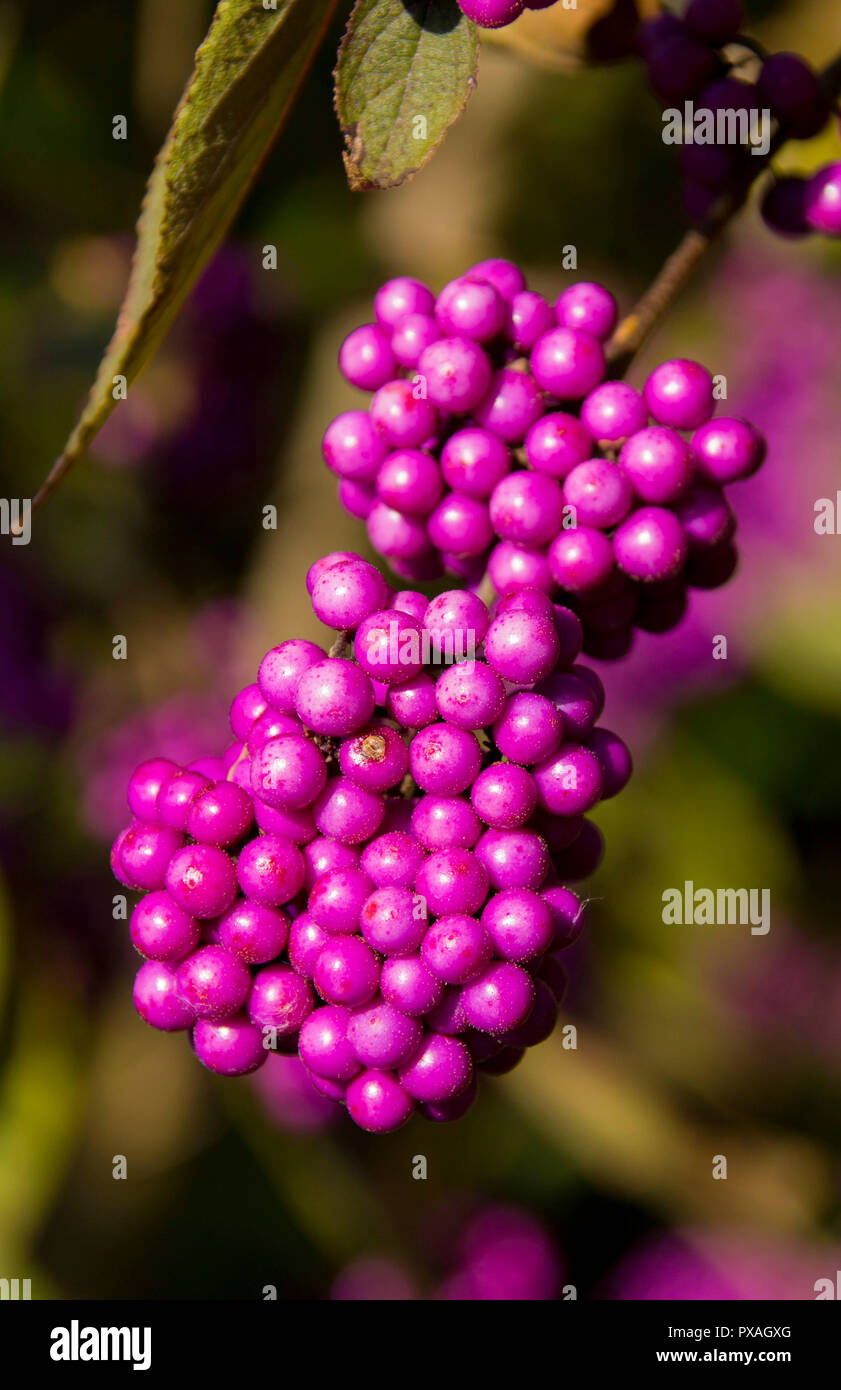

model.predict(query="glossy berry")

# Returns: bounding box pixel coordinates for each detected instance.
[461,962,535,1034]
[361,886,427,955]
[294,659,375,736]
[554,282,617,340]
[187,781,253,847]
[613,506,689,582]
[421,913,493,984]
[345,1068,415,1133]
[166,843,238,918]
[235,834,305,906]
[644,359,714,431]
[619,426,693,504]
[298,1004,361,1081]
[127,757,179,821]
[691,416,765,484]
[176,945,252,1021]
[193,1015,268,1076]
[133,960,196,1031]
[218,899,290,965]
[248,963,314,1033]
[399,1033,473,1102]
[314,936,381,1007]
[563,459,633,529]
[130,891,200,962]
[348,1001,424,1069]
[530,327,606,400]
[339,324,396,391]
[416,847,490,917]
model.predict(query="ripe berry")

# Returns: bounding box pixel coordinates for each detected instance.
[192,1015,268,1076]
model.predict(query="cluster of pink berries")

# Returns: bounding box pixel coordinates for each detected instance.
[456,1,556,31]
[111,551,631,1132]
[324,262,765,658]
[640,2,840,237]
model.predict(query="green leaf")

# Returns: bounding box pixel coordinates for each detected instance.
[33,0,338,513]
[335,0,479,192]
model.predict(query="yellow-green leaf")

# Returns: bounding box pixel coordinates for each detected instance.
[33,0,338,513]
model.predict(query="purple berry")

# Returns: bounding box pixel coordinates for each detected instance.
[235,834,305,906]
[470,763,538,829]
[461,962,535,1034]
[187,782,253,847]
[554,282,617,341]
[370,380,438,449]
[339,724,409,793]
[313,776,386,844]
[644,359,714,430]
[525,410,594,478]
[481,888,554,962]
[345,1068,415,1133]
[399,1033,473,1102]
[133,960,196,1031]
[580,382,647,443]
[375,449,443,516]
[385,671,439,728]
[587,727,632,799]
[118,821,185,891]
[475,827,550,891]
[361,830,428,888]
[409,723,483,796]
[156,769,212,831]
[308,866,375,934]
[548,526,615,593]
[435,277,506,341]
[691,415,765,484]
[391,312,440,367]
[299,1004,361,1081]
[416,847,490,917]
[374,277,435,327]
[434,662,505,730]
[165,843,238,918]
[367,501,432,563]
[127,757,179,820]
[314,936,381,1007]
[465,258,526,299]
[288,914,330,978]
[484,607,561,684]
[417,336,493,412]
[420,912,493,985]
[473,367,545,443]
[130,890,200,962]
[492,692,563,765]
[355,608,425,685]
[339,323,396,391]
[348,1001,424,1069]
[563,459,633,529]
[311,558,390,629]
[258,638,326,714]
[193,1014,267,1076]
[533,742,604,815]
[440,427,511,499]
[411,795,482,851]
[647,34,717,101]
[488,541,555,596]
[804,163,841,236]
[684,0,743,43]
[255,798,317,846]
[251,734,327,810]
[248,963,314,1033]
[176,944,251,1020]
[619,426,694,504]
[427,492,493,558]
[489,470,565,547]
[380,954,444,1016]
[323,411,387,482]
[218,899,290,964]
[613,506,689,582]
[360,886,427,956]
[294,658,375,736]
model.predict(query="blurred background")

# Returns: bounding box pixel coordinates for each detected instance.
[2,0,841,1300]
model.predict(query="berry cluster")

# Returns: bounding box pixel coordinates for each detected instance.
[111,552,631,1132]
[640,2,838,235]
[456,1,557,31]
[325,264,766,658]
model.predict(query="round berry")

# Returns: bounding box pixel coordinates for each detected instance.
[474,827,550,891]
[133,960,196,1031]
[691,416,765,483]
[674,482,735,550]
[409,723,483,796]
[434,661,505,731]
[492,692,563,765]
[235,834,305,906]
[251,734,327,810]
[339,323,396,391]
[481,888,554,962]
[399,1033,473,1102]
[531,327,606,399]
[360,885,427,956]
[411,795,482,851]
[427,493,493,558]
[313,776,386,844]
[119,822,185,891]
[436,277,506,341]
[127,757,179,821]
[489,470,565,547]
[287,913,330,978]
[644,359,714,430]
[488,541,555,596]
[473,367,544,443]
[506,291,555,352]
[581,382,647,443]
[187,782,253,847]
[339,724,408,793]
[346,1069,415,1133]
[314,936,381,1007]
[440,427,511,499]
[311,558,390,630]
[385,671,439,728]
[299,1004,361,1081]
[587,727,632,799]
[465,257,526,298]
[348,1001,424,1070]
[192,1014,267,1076]
[165,843,237,918]
[130,890,200,962]
[484,608,561,684]
[533,742,604,815]
[294,659,375,736]
[366,501,432,563]
[416,847,489,917]
[322,410,387,482]
[391,312,440,368]
[563,458,633,529]
[361,830,428,888]
[613,506,689,582]
[176,944,251,1020]
[218,899,290,964]
[554,282,617,341]
[619,426,694,503]
[370,380,438,449]
[156,769,212,831]
[258,638,326,714]
[525,411,593,478]
[248,964,314,1034]
[548,526,615,593]
[462,962,535,1034]
[308,866,375,934]
[375,277,435,327]
[354,608,425,685]
[471,763,538,829]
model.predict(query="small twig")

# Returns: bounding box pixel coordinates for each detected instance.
[329,630,350,659]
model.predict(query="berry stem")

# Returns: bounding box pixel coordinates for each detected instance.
[329,630,350,659]
[607,48,841,374]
